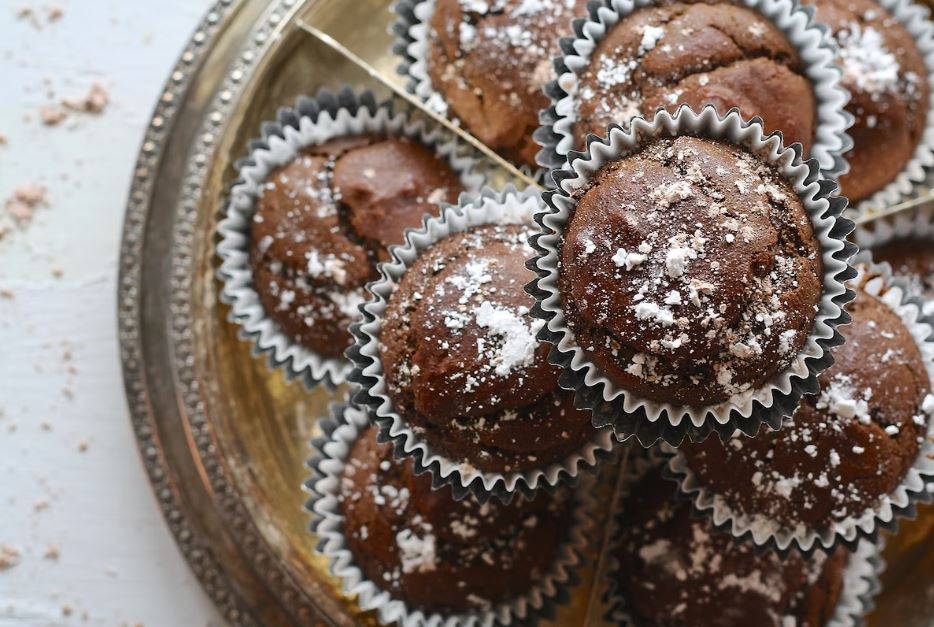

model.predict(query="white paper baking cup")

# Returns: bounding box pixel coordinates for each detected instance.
[305,401,596,627]
[347,186,616,502]
[528,106,857,446]
[535,0,853,183]
[848,0,934,214]
[217,88,485,389]
[854,203,934,316]
[666,258,934,555]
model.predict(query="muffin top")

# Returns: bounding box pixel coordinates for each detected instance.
[427,0,589,167]
[616,467,847,627]
[682,286,932,531]
[805,0,929,203]
[873,237,934,303]
[381,222,596,471]
[339,425,573,613]
[249,135,463,358]
[561,135,823,406]
[573,2,815,153]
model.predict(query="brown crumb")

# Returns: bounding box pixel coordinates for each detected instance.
[43,544,60,560]
[39,104,66,126]
[34,499,50,512]
[40,421,52,431]
[47,5,62,22]
[0,133,7,145]
[63,83,109,114]
[0,289,14,299]
[0,545,21,570]
[2,184,47,239]
[77,440,88,452]
[16,5,39,28]
[62,604,73,617]
[51,265,64,279]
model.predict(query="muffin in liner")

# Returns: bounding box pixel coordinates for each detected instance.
[347,186,616,502]
[391,0,575,179]
[528,106,856,446]
[854,204,934,316]
[665,258,934,555]
[304,401,597,627]
[844,0,934,214]
[217,88,485,389]
[535,0,853,182]
[601,452,884,627]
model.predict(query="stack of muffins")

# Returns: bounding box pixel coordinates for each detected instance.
[215,0,934,625]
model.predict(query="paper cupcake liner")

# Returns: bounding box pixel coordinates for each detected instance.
[528,106,857,446]
[347,185,616,502]
[535,0,853,184]
[603,454,884,627]
[216,88,486,389]
[849,0,934,215]
[304,401,597,627]
[391,0,551,182]
[665,258,934,555]
[853,203,934,316]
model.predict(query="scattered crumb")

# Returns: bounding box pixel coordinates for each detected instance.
[62,604,73,617]
[40,421,52,431]
[0,133,6,145]
[43,544,60,561]
[0,545,21,570]
[51,265,64,278]
[2,183,48,239]
[34,499,50,512]
[47,4,62,22]
[0,289,14,299]
[62,83,109,114]
[39,104,66,126]
[77,440,88,453]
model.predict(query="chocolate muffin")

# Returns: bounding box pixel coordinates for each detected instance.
[873,237,934,303]
[249,135,463,359]
[573,2,816,152]
[380,223,596,473]
[804,0,929,204]
[682,286,932,532]
[340,425,575,613]
[426,0,589,168]
[561,135,823,406]
[615,468,847,627]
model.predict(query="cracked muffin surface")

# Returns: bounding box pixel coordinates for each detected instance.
[249,135,463,358]
[573,2,815,152]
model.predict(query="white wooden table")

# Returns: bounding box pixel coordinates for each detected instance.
[1,2,223,625]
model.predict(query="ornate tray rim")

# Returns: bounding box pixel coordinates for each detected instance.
[116,1,346,625]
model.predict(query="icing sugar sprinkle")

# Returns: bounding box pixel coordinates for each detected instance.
[396,525,437,574]
[474,302,544,376]
[836,24,901,95]
[816,373,873,425]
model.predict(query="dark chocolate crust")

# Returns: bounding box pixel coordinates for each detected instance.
[682,286,931,530]
[340,425,573,613]
[573,2,816,153]
[249,135,463,358]
[381,223,595,472]
[561,135,822,406]
[615,467,847,627]
[426,0,590,168]
[805,0,929,204]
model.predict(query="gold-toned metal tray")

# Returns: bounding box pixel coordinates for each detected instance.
[117,0,934,624]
